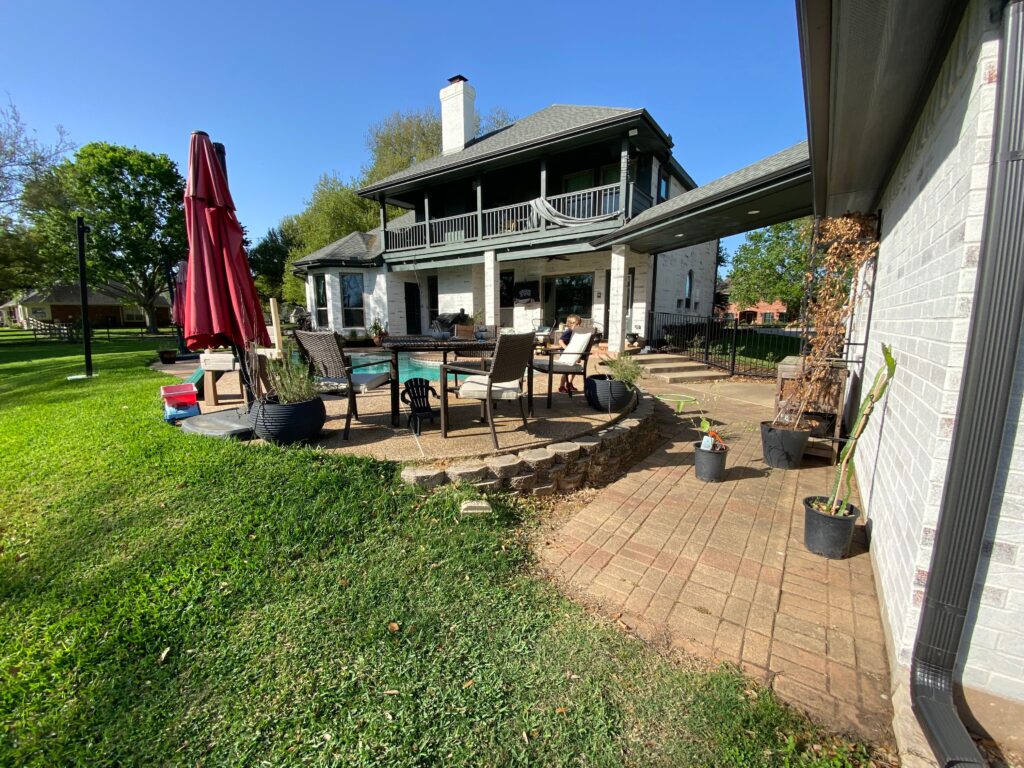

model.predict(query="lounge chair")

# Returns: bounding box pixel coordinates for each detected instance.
[440,331,535,450]
[530,331,597,409]
[293,330,392,440]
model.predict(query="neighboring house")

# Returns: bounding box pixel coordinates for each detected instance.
[714,279,789,324]
[592,0,1024,763]
[293,76,718,351]
[0,283,171,328]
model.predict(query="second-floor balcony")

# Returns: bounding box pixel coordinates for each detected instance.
[384,182,654,253]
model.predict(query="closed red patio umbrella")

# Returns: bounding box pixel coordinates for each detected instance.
[182,131,270,353]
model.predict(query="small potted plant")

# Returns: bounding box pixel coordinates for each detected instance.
[157,348,178,365]
[804,344,895,558]
[368,316,388,346]
[693,417,728,482]
[248,345,326,445]
[587,354,643,412]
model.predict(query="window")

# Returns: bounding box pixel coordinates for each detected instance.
[499,271,515,308]
[761,312,775,324]
[427,275,439,323]
[562,169,594,193]
[657,169,671,203]
[314,274,328,328]
[684,270,693,309]
[123,306,145,323]
[724,312,735,320]
[340,273,365,327]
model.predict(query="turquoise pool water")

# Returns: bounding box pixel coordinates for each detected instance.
[350,352,452,383]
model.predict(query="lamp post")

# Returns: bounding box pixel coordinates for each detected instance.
[72,216,94,379]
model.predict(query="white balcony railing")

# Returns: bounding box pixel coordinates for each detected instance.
[383,182,627,252]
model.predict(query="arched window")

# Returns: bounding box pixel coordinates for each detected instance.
[685,270,694,309]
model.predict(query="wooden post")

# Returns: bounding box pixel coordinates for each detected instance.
[379,196,388,251]
[270,297,283,352]
[619,137,629,217]
[475,178,482,239]
[539,160,547,231]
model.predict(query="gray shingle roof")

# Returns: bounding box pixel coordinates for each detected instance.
[292,211,416,270]
[5,283,170,307]
[359,105,641,193]
[605,141,810,240]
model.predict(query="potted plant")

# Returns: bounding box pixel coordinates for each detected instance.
[248,346,326,445]
[804,344,896,558]
[693,417,729,482]
[587,354,643,412]
[762,215,879,469]
[157,348,178,365]
[367,317,388,346]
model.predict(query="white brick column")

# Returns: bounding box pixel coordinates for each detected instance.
[483,250,499,326]
[607,245,629,353]
[326,272,341,331]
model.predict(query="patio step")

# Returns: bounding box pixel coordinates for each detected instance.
[635,357,731,383]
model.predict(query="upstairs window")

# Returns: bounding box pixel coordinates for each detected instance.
[340,273,365,327]
[657,169,671,203]
[314,274,328,328]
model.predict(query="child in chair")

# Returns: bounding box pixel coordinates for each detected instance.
[558,314,582,393]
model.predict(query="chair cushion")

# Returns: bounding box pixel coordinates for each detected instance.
[315,376,349,394]
[458,374,523,400]
[531,358,584,375]
[349,372,391,393]
[557,331,593,366]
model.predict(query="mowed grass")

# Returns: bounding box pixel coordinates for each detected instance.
[0,339,876,766]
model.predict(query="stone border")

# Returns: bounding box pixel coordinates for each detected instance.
[400,393,660,496]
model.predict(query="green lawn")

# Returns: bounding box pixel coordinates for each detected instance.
[0,339,878,766]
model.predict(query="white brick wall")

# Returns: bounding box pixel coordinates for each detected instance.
[849,0,1020,700]
[652,241,718,316]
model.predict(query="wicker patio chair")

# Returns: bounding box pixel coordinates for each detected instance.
[530,331,597,409]
[440,331,534,450]
[293,330,392,440]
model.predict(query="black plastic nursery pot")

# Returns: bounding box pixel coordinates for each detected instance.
[157,349,178,365]
[248,396,326,445]
[803,496,860,559]
[760,421,810,469]
[693,442,728,482]
[586,374,635,412]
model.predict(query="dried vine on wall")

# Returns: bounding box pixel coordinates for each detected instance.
[775,214,879,427]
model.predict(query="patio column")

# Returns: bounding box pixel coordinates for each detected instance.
[483,249,499,326]
[607,245,630,353]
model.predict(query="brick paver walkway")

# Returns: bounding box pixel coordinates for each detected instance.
[539,381,894,744]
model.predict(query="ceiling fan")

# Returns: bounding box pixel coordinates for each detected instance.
[546,255,570,261]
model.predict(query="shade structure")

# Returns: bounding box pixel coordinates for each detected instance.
[183,131,270,351]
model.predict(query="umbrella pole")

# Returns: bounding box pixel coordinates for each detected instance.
[231,342,258,405]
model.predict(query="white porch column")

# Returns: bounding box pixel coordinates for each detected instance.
[607,245,630,353]
[483,249,499,326]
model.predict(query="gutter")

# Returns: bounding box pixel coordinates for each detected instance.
[910,2,1024,765]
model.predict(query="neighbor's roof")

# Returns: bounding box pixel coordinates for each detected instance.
[5,283,170,307]
[292,211,416,272]
[359,105,686,195]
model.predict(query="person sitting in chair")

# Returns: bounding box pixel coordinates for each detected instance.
[558,314,582,393]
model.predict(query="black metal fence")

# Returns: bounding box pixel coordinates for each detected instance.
[646,311,803,378]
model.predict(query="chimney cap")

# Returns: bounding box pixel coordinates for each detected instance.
[447,74,468,84]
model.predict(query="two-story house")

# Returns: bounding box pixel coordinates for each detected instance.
[293,76,718,352]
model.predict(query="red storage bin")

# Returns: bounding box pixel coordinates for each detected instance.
[160,383,198,408]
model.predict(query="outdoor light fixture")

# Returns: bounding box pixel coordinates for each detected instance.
[675,233,685,238]
[747,209,761,214]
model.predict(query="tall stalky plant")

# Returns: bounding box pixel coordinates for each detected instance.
[827,344,896,515]
[774,214,879,427]
[266,345,317,404]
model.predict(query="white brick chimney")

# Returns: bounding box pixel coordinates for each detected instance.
[440,75,475,155]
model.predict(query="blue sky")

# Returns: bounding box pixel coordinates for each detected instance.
[2,1,806,256]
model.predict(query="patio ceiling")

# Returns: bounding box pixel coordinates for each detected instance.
[592,142,812,253]
[797,0,969,216]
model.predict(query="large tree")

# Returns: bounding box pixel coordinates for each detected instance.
[1,99,73,220]
[727,217,812,314]
[249,225,294,302]
[28,143,186,331]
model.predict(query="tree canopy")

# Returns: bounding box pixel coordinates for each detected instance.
[727,217,812,313]
[1,99,73,220]
[249,226,295,302]
[26,142,186,330]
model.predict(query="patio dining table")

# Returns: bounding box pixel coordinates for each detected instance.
[382,335,524,428]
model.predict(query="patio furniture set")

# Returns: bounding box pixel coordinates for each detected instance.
[292,328,599,449]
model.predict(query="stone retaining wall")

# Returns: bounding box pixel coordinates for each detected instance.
[400,394,661,496]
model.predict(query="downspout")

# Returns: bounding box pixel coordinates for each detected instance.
[910,2,1024,766]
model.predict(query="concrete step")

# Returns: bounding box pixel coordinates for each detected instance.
[653,367,731,383]
[640,361,703,373]
[630,353,688,364]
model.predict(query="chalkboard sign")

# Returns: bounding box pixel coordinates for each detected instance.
[512,280,539,305]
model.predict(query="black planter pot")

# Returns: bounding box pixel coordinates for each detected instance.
[248,396,326,445]
[586,374,635,412]
[157,349,178,365]
[803,496,860,559]
[693,442,728,482]
[760,421,810,469]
